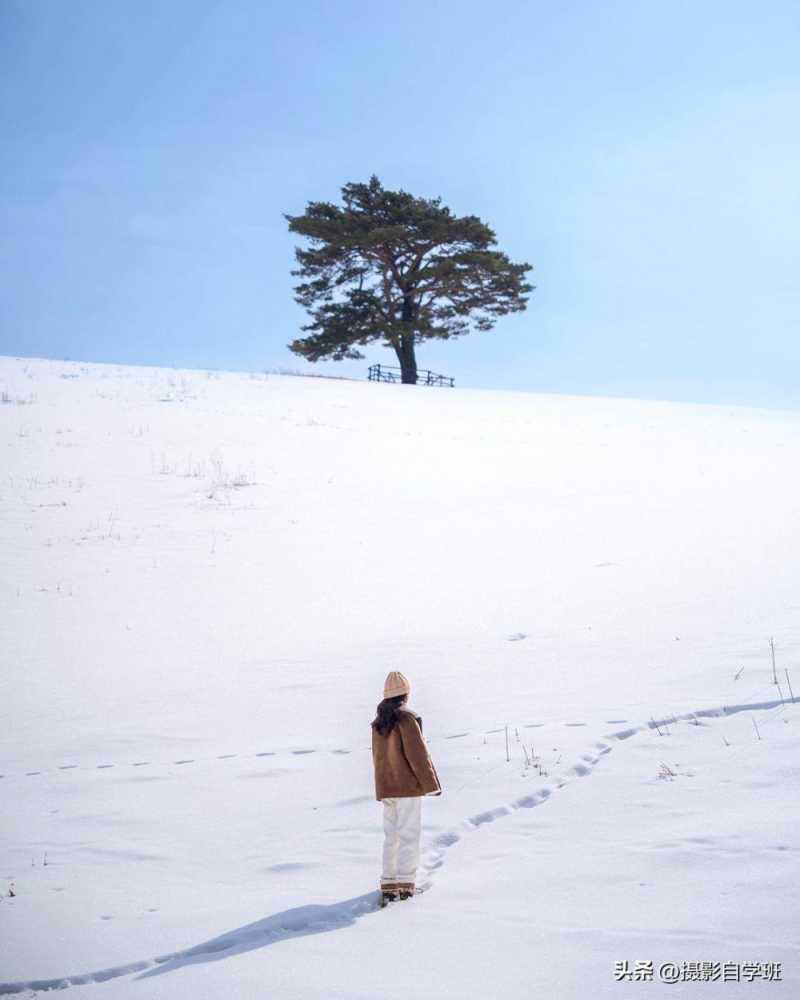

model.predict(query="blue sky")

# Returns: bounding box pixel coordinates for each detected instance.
[1,0,798,407]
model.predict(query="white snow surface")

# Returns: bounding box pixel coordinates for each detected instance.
[1,355,798,998]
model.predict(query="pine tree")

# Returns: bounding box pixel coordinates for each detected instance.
[285,176,534,384]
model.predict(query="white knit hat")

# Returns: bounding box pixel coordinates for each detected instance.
[383,671,410,699]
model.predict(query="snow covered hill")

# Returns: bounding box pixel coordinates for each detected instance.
[1,356,798,998]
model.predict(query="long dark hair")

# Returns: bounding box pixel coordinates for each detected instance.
[371,694,408,736]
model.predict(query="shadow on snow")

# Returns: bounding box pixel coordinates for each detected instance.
[0,893,379,995]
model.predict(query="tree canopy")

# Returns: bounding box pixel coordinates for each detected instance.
[286,176,533,383]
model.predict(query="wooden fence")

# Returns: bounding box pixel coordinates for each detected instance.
[367,364,454,387]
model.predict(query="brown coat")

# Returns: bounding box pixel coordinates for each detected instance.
[372,709,442,800]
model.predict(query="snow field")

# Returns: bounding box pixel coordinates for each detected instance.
[1,356,798,997]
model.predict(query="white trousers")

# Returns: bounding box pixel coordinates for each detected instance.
[381,796,422,886]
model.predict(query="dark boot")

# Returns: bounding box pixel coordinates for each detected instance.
[380,881,399,907]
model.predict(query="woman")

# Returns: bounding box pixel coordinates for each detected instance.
[371,670,442,905]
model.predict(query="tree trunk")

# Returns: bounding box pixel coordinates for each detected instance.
[397,335,418,383]
[398,294,418,384]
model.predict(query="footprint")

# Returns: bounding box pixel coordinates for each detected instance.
[25,771,42,776]
[564,722,587,727]
[434,831,460,848]
[265,861,316,873]
[515,785,552,808]
[292,749,316,755]
[445,732,469,740]
[174,760,194,765]
[606,719,627,723]
[131,762,151,767]
[59,765,79,771]
[508,633,528,641]
[97,764,114,769]
[216,754,237,760]
[255,751,276,757]
[524,723,545,728]
[331,749,351,755]
[610,728,638,741]
[470,806,511,826]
